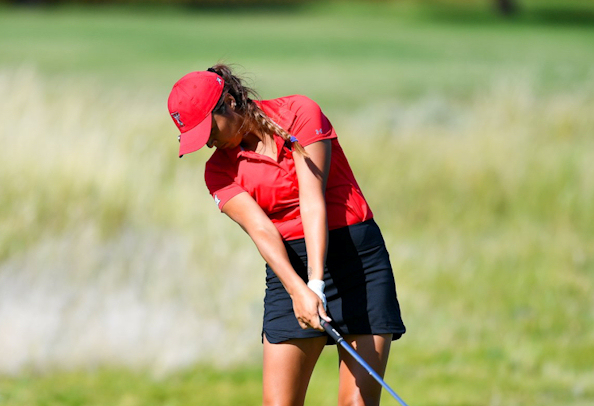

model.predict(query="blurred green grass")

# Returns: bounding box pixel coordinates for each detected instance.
[0,1,593,405]
[1,0,594,109]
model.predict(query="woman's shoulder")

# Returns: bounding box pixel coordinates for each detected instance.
[258,95,324,131]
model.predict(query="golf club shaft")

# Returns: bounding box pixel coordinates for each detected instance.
[320,319,409,406]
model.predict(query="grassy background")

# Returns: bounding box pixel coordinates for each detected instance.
[0,0,593,405]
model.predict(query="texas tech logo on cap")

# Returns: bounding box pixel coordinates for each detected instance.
[171,112,184,127]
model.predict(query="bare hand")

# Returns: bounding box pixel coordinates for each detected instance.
[291,285,332,331]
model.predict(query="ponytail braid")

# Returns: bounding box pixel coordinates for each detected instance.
[207,64,307,155]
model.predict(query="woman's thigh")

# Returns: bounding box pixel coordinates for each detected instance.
[262,334,327,406]
[337,334,392,406]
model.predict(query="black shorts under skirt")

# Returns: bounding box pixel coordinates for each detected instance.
[263,219,406,345]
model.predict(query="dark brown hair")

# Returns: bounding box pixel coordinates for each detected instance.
[207,64,307,155]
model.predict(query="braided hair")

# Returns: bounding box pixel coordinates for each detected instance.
[206,64,307,155]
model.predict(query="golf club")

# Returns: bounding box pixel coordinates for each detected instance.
[320,319,409,406]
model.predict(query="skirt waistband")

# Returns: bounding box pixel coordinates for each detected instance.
[283,218,384,256]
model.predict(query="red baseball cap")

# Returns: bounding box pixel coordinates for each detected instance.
[167,71,225,157]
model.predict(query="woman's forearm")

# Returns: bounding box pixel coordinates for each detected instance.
[222,191,328,330]
[299,198,328,281]
[222,192,306,294]
[294,140,332,282]
[248,223,308,295]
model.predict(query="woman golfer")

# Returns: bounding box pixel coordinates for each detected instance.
[167,64,405,406]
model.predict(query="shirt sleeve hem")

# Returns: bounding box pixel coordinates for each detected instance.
[212,185,245,212]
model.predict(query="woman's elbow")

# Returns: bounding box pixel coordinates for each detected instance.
[248,222,280,242]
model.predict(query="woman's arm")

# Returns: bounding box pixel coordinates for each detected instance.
[221,191,330,330]
[293,139,332,294]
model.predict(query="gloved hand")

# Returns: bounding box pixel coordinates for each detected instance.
[307,279,327,311]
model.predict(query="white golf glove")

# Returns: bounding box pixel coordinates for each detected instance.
[307,279,327,311]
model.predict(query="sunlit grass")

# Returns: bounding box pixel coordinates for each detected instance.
[1,65,592,404]
[1,0,594,108]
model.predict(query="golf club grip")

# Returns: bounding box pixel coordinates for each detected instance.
[320,319,343,343]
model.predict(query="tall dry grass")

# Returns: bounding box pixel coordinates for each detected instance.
[0,67,592,388]
[0,67,264,375]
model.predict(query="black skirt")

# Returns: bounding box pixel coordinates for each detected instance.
[263,219,406,345]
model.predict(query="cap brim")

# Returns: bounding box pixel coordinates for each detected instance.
[178,113,212,157]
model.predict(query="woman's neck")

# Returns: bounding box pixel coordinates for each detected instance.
[242,131,277,159]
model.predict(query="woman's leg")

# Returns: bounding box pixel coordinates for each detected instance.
[262,334,327,406]
[337,334,392,406]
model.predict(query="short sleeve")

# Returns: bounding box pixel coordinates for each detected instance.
[205,155,246,211]
[288,96,336,147]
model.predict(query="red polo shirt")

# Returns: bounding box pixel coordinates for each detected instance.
[204,95,373,241]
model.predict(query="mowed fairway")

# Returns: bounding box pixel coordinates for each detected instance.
[0,1,593,405]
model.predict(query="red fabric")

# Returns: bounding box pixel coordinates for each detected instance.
[205,95,373,241]
[168,71,225,157]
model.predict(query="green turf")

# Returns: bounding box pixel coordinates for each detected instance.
[1,0,593,110]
